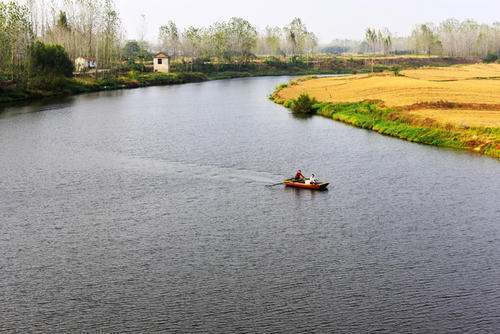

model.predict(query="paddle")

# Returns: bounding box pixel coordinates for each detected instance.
[266,181,285,187]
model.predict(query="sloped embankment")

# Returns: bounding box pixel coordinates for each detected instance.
[271,64,500,158]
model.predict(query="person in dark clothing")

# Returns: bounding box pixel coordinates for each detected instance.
[294,170,305,181]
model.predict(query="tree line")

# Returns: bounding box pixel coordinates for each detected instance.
[343,19,500,58]
[26,0,121,70]
[1,0,499,91]
[409,19,500,58]
[0,0,122,87]
[1,0,320,86]
[157,17,318,62]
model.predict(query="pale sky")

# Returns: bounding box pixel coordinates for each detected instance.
[115,0,500,43]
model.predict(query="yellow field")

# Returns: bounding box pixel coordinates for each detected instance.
[408,109,500,128]
[276,64,500,128]
[402,63,500,81]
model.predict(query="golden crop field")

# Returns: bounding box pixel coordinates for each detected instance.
[276,64,500,128]
[407,109,500,128]
[402,63,500,81]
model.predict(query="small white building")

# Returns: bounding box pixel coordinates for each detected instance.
[153,52,170,73]
[75,57,96,72]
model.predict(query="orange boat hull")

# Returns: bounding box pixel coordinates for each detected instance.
[284,181,329,190]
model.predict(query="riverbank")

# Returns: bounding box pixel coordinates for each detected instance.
[271,64,500,158]
[0,69,348,106]
[1,55,478,106]
[0,72,208,105]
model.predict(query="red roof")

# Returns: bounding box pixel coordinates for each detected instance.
[77,57,96,61]
[154,52,169,59]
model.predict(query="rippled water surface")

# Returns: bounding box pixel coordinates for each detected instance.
[1,77,499,333]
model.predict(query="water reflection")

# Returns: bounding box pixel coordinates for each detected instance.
[289,112,315,121]
[0,96,76,118]
[0,89,130,118]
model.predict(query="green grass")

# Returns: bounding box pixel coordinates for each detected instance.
[273,93,499,159]
[0,72,209,105]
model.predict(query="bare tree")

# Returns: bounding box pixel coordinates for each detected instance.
[0,1,34,82]
[159,20,181,57]
[283,18,313,58]
[365,28,377,53]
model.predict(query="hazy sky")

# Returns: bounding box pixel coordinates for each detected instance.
[115,0,500,43]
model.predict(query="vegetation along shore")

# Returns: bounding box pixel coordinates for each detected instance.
[2,0,498,106]
[271,64,500,158]
[1,54,475,106]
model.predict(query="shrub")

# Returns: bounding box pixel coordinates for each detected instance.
[276,83,288,90]
[392,66,402,76]
[30,41,74,78]
[483,53,498,63]
[28,76,71,91]
[124,61,147,72]
[290,93,318,114]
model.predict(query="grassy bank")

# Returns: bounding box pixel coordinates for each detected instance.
[271,70,500,158]
[0,68,343,105]
[0,72,208,104]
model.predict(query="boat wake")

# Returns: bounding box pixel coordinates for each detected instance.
[74,148,283,185]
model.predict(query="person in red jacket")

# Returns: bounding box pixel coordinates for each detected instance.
[294,170,305,181]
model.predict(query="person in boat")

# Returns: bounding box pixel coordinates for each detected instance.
[294,170,305,181]
[306,174,317,185]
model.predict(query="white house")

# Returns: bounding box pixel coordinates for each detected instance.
[75,57,96,72]
[153,52,170,73]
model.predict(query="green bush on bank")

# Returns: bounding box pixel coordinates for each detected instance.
[131,72,207,85]
[287,93,319,114]
[483,53,498,63]
[274,97,499,158]
[29,41,74,90]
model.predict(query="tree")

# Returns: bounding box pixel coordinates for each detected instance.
[226,17,257,63]
[122,40,150,61]
[181,26,204,69]
[57,11,70,30]
[411,24,440,55]
[459,19,480,57]
[284,18,309,57]
[99,0,121,69]
[364,28,378,72]
[365,28,377,53]
[30,41,74,78]
[159,20,181,57]
[35,0,124,72]
[262,26,282,56]
[380,29,392,54]
[0,1,34,83]
[438,19,459,56]
[208,21,230,61]
[304,31,318,55]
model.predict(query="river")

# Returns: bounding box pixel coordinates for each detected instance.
[1,77,499,333]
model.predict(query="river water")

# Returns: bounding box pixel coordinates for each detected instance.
[0,77,499,333]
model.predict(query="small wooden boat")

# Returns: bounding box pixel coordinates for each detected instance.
[284,179,329,190]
